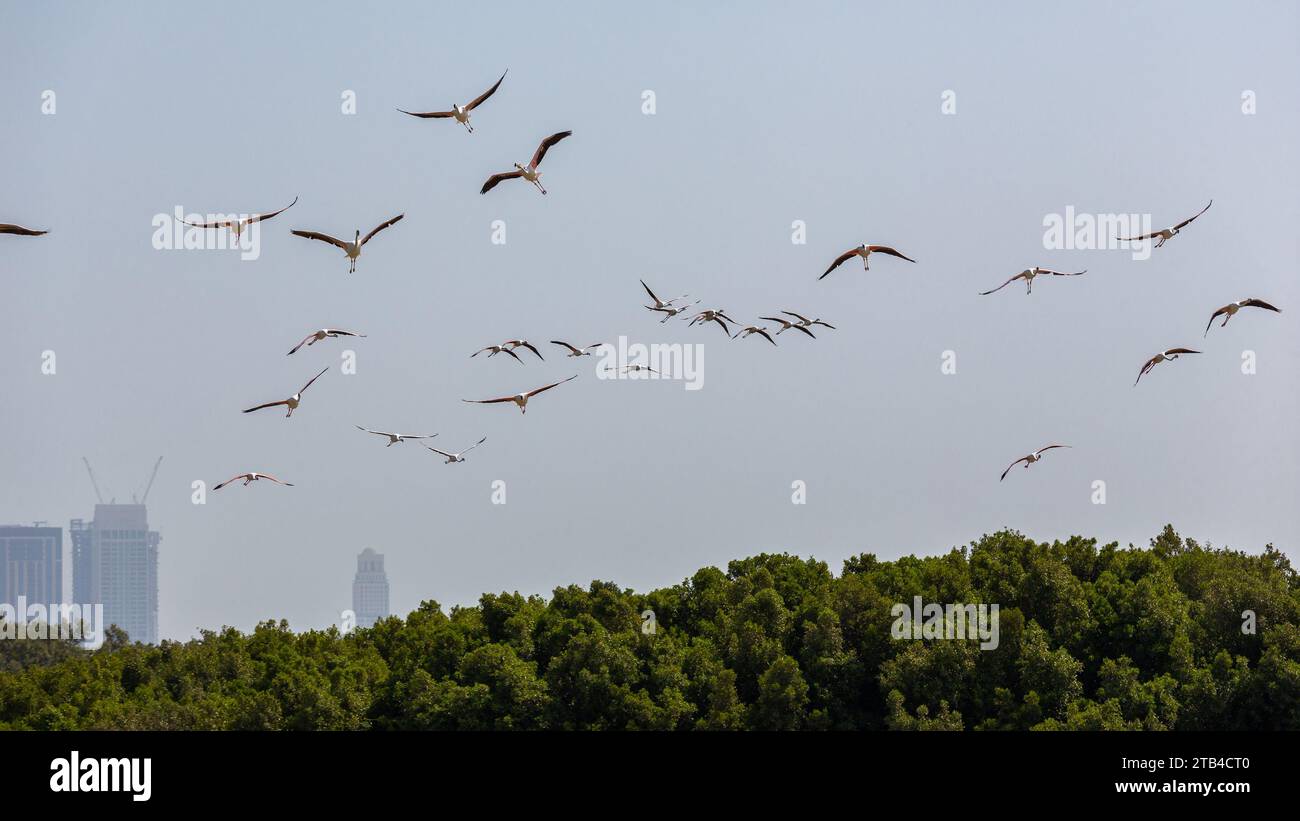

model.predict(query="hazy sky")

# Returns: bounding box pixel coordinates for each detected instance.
[2,2,1297,641]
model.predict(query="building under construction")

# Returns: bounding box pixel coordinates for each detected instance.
[70,457,162,644]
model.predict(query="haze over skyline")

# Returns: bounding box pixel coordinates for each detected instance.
[2,1,1297,641]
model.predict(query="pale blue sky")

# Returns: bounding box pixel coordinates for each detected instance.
[2,1,1297,640]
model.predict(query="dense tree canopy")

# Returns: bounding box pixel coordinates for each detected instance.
[2,526,1297,730]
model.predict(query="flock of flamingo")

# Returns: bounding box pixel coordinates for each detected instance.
[988,200,1281,479]
[3,71,1283,489]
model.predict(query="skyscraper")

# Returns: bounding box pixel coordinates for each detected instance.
[69,505,159,644]
[0,524,63,608]
[351,548,389,628]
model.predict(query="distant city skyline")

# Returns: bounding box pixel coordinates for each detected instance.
[4,499,405,646]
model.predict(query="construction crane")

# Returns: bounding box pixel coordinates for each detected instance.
[82,457,104,504]
[135,456,163,504]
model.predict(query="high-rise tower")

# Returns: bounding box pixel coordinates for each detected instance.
[351,548,390,629]
[0,524,63,608]
[69,505,159,644]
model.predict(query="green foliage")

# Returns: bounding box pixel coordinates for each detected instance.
[1,527,1297,730]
